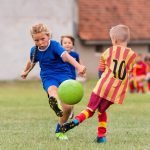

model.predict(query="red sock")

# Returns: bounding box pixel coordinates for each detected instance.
[141,86,145,93]
[97,112,107,137]
[75,109,94,123]
[148,82,150,91]
[129,82,135,93]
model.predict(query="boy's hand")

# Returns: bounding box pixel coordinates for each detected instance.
[78,65,86,76]
[20,63,35,79]
[20,71,28,79]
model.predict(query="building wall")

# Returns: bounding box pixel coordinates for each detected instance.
[75,40,99,79]
[0,0,74,80]
[0,0,149,80]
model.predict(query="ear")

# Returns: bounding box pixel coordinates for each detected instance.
[111,37,116,45]
[46,33,51,39]
[114,39,118,44]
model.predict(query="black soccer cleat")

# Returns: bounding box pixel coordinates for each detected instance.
[49,96,63,117]
[60,120,78,133]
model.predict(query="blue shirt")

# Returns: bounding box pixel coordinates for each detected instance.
[66,51,79,80]
[30,40,72,80]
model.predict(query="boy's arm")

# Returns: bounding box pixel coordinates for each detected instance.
[61,52,86,75]
[98,70,103,78]
[98,55,105,78]
[21,60,35,79]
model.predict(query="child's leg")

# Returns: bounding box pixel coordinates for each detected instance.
[129,81,135,93]
[138,82,145,93]
[60,92,101,133]
[96,98,113,143]
[54,102,72,140]
[47,85,63,117]
[60,103,73,124]
[148,81,150,92]
[75,109,94,123]
[141,86,145,93]
[74,92,102,123]
[60,108,95,133]
[136,82,140,93]
[97,111,107,138]
[55,123,68,140]
[48,96,63,117]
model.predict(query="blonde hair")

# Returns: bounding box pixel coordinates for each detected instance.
[30,23,51,36]
[109,24,130,43]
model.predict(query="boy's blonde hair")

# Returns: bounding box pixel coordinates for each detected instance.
[109,24,130,43]
[30,23,51,36]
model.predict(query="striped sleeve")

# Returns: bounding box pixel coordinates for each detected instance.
[98,55,105,72]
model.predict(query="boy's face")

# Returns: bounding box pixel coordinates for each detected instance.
[62,37,73,52]
[32,33,50,50]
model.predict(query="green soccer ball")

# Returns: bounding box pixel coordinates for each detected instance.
[58,79,84,105]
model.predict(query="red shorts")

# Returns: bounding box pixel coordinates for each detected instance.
[87,92,113,113]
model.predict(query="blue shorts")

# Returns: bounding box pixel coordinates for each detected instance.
[42,74,71,92]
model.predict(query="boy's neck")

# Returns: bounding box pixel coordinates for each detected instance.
[113,42,127,47]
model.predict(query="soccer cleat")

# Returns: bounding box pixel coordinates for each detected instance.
[60,119,79,133]
[49,96,63,117]
[55,132,68,140]
[96,137,107,143]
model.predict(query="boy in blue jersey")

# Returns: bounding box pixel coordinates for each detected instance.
[60,35,82,119]
[21,23,86,140]
[61,35,81,80]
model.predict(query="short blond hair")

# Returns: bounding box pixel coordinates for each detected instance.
[109,24,130,43]
[30,23,50,36]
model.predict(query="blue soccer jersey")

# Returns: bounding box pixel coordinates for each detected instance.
[66,51,79,80]
[30,40,72,91]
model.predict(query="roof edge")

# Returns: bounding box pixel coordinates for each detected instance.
[80,39,150,46]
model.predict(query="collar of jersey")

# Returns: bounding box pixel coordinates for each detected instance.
[38,40,51,51]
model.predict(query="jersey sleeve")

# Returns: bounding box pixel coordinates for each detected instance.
[98,54,106,72]
[53,41,66,57]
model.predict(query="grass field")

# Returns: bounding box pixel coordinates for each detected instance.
[0,80,150,150]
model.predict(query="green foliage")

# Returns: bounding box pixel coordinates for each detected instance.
[0,80,150,150]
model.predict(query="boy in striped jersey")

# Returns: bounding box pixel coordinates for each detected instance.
[60,24,136,143]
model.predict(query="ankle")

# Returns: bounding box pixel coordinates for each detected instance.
[73,119,79,125]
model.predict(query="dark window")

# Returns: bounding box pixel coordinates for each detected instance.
[95,45,103,53]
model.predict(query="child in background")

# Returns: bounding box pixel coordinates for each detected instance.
[21,23,86,140]
[61,35,81,80]
[60,35,82,119]
[145,56,150,94]
[128,69,137,93]
[133,54,147,93]
[60,24,136,143]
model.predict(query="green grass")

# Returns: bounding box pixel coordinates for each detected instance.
[0,80,150,150]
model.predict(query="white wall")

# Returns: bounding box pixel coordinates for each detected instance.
[0,0,74,80]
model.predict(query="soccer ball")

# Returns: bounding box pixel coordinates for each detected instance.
[58,79,84,105]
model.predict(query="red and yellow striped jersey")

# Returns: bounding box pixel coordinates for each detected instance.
[94,46,136,104]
